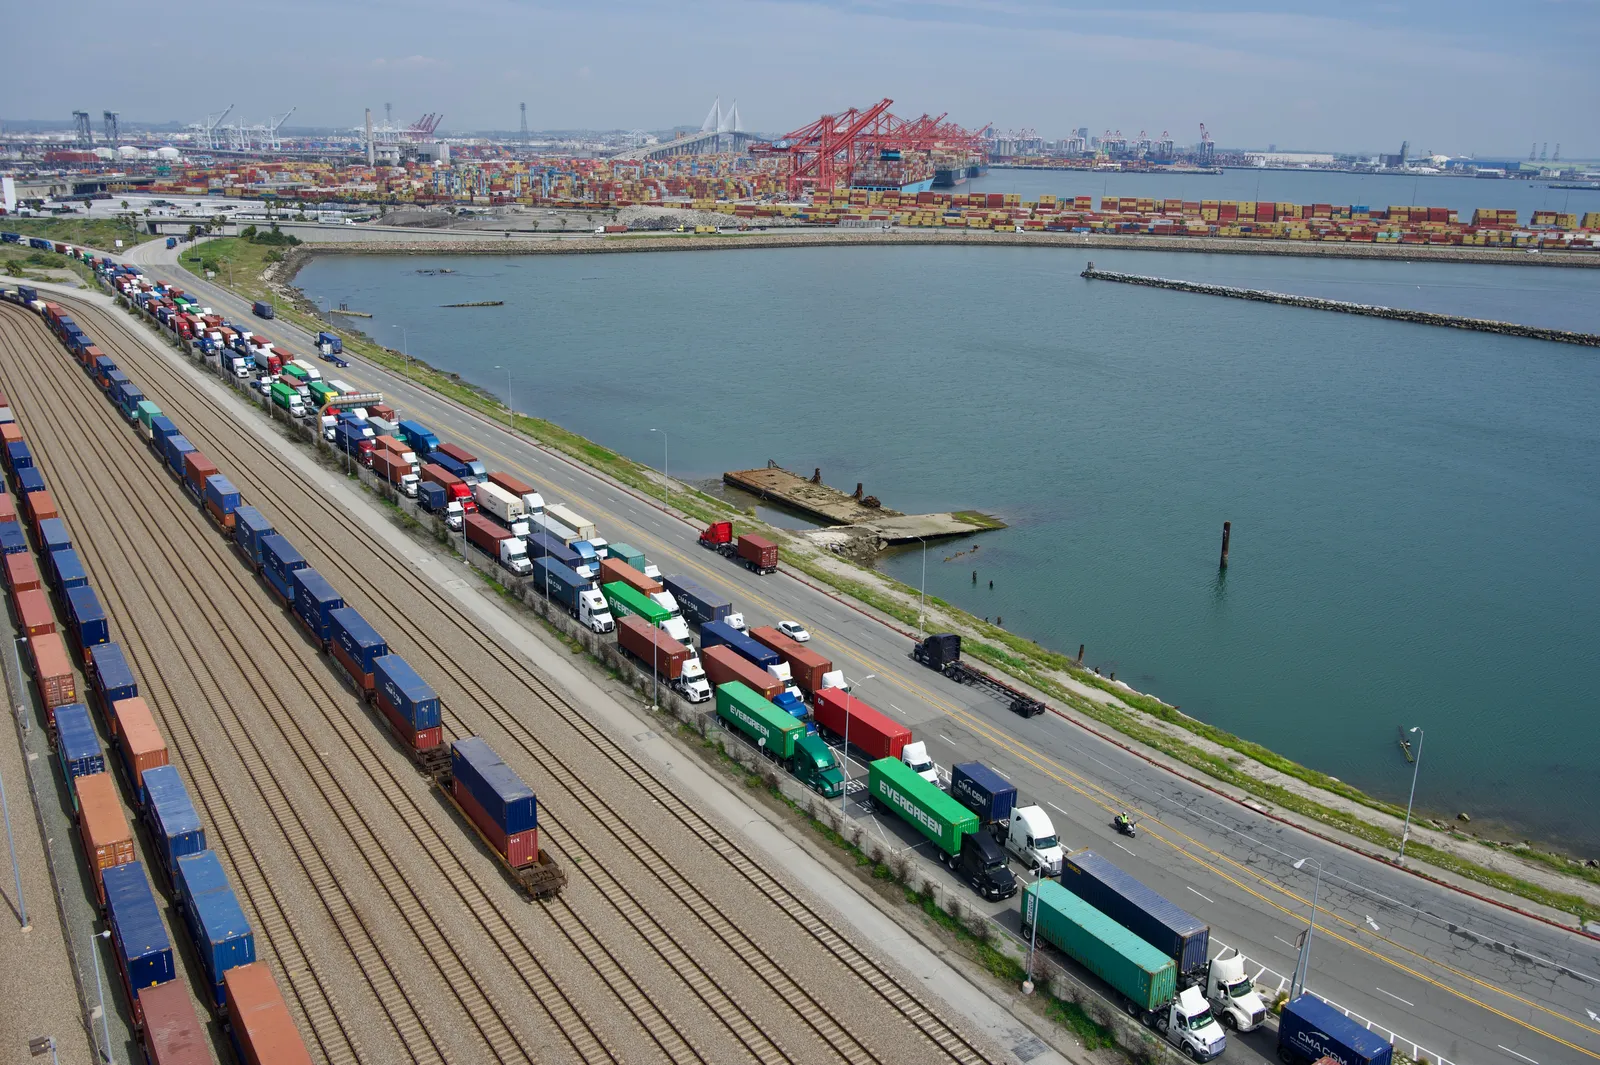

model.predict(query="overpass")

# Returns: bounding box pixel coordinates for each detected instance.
[609,96,762,159]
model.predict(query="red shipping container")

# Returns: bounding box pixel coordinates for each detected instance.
[812,687,912,760]
[0,491,14,524]
[224,963,314,1065]
[27,489,59,533]
[5,552,40,594]
[702,644,783,700]
[453,775,539,868]
[598,558,661,596]
[735,534,778,571]
[0,423,21,448]
[77,772,135,905]
[138,979,211,1065]
[183,451,218,497]
[375,692,443,754]
[29,630,76,717]
[15,587,56,638]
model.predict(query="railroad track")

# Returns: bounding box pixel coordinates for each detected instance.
[49,292,1000,1064]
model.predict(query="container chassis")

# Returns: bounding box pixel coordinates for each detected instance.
[911,634,1046,717]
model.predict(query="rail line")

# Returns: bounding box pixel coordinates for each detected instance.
[69,290,999,1064]
[0,308,629,1064]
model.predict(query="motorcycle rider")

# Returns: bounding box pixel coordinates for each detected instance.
[1115,811,1133,832]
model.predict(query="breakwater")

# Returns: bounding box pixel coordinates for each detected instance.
[1080,264,1600,346]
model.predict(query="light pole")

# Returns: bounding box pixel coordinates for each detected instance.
[1289,856,1323,1001]
[1398,727,1424,866]
[1023,873,1041,994]
[0,752,26,930]
[495,363,513,420]
[649,428,668,512]
[914,536,928,638]
[90,928,113,1063]
[840,674,875,816]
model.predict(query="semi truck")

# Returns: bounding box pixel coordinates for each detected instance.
[698,522,780,574]
[700,621,800,699]
[1277,994,1392,1065]
[811,688,910,760]
[615,616,711,703]
[601,582,672,630]
[434,442,486,484]
[1203,954,1266,1032]
[526,533,586,575]
[531,558,614,633]
[421,465,475,511]
[659,574,741,629]
[373,450,420,496]
[911,633,1046,717]
[398,420,440,457]
[544,504,597,542]
[316,331,342,355]
[1060,851,1211,985]
[376,435,419,473]
[714,682,842,798]
[428,449,477,484]
[948,762,1065,875]
[417,483,464,530]
[473,482,526,529]
[251,300,274,319]
[1021,880,1225,1061]
[465,515,532,576]
[867,758,1015,900]
[701,645,783,702]
[749,626,845,697]
[487,472,544,517]
[269,381,306,418]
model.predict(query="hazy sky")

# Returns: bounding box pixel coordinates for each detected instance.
[11,0,1597,156]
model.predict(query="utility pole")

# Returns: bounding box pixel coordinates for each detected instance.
[1289,857,1322,1000]
[0,752,27,930]
[1397,727,1425,866]
[840,675,874,816]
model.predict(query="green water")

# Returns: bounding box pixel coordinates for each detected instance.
[299,245,1600,852]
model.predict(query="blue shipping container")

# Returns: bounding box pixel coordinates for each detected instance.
[427,450,472,481]
[260,533,306,602]
[0,523,27,555]
[290,567,343,644]
[162,434,196,476]
[526,533,581,570]
[374,654,441,729]
[397,420,439,456]
[204,474,240,516]
[699,621,781,670]
[451,737,537,834]
[1060,851,1211,978]
[174,849,230,913]
[141,765,206,879]
[330,607,386,673]
[50,547,89,591]
[417,481,446,513]
[660,574,731,626]
[234,506,273,570]
[66,584,110,650]
[949,762,1017,825]
[15,467,46,496]
[6,440,33,471]
[37,516,71,555]
[89,642,138,708]
[105,368,130,393]
[1278,994,1394,1065]
[148,415,179,450]
[102,863,176,1001]
[174,853,255,1009]
[53,704,104,789]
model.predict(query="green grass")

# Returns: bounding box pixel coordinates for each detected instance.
[1,215,158,252]
[951,510,1007,530]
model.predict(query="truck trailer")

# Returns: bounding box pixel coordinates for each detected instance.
[1059,850,1211,983]
[749,626,839,697]
[531,558,614,633]
[867,757,1013,898]
[615,616,710,702]
[714,682,842,797]
[660,574,734,628]
[465,515,532,576]
[1277,994,1392,1065]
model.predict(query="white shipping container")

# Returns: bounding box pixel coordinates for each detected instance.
[473,482,526,525]
[544,504,597,542]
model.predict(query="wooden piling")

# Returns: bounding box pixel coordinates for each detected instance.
[1219,521,1231,569]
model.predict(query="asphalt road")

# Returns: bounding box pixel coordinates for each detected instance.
[122,238,1600,1065]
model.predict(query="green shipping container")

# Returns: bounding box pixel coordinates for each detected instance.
[1023,880,1175,1011]
[309,381,338,407]
[715,681,802,760]
[283,364,311,385]
[270,381,300,410]
[867,757,977,857]
[608,542,647,571]
[136,400,163,429]
[601,582,670,626]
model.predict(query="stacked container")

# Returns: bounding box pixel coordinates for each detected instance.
[233,506,274,572]
[224,961,314,1065]
[329,607,386,696]
[175,850,256,1012]
[64,583,109,654]
[88,642,138,721]
[260,533,306,604]
[142,765,207,887]
[48,545,88,594]
[204,474,240,534]
[111,697,169,807]
[53,704,103,806]
[450,737,538,868]
[14,586,56,638]
[182,450,218,501]
[28,630,76,730]
[161,434,196,478]
[136,979,211,1065]
[290,567,343,650]
[76,771,135,906]
[0,521,27,556]
[374,654,443,753]
[103,862,177,1030]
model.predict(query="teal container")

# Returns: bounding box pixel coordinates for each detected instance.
[867,757,977,857]
[1022,879,1175,1011]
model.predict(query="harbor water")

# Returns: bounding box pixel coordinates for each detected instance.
[299,244,1600,853]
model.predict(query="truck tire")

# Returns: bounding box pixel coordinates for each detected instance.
[1221,1011,1237,1031]
[1277,1050,1297,1065]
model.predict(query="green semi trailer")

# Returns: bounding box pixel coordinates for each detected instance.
[714,682,843,797]
[601,581,671,627]
[867,757,1015,899]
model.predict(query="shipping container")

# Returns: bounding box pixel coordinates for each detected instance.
[103,862,176,1029]
[148,415,179,453]
[949,762,1017,825]
[487,471,542,514]
[137,978,212,1065]
[543,503,597,541]
[224,961,314,1065]
[29,630,76,721]
[450,737,539,867]
[812,687,910,759]
[17,467,47,503]
[868,756,977,857]
[161,434,196,478]
[702,645,783,700]
[736,534,779,574]
[1059,851,1210,979]
[182,450,218,501]
[749,626,833,695]
[37,515,71,556]
[142,765,207,885]
[329,606,386,695]
[233,506,273,572]
[0,491,13,526]
[526,532,582,571]
[204,474,240,533]
[616,615,691,679]
[1278,994,1393,1065]
[599,557,661,596]
[65,583,110,653]
[89,642,138,718]
[601,581,670,626]
[49,545,88,593]
[715,681,803,760]
[374,653,443,752]
[77,771,136,905]
[0,521,27,556]
[5,439,32,473]
[1022,879,1176,1012]
[660,574,732,627]
[112,697,169,806]
[420,463,472,506]
[259,533,307,604]
[175,850,256,1011]
[397,419,440,456]
[434,442,486,482]
[4,551,39,594]
[54,704,104,800]
[15,586,56,638]
[700,620,780,670]
[289,567,343,649]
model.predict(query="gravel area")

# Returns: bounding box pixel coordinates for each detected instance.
[6,296,1005,1064]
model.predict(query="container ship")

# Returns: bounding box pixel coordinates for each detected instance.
[933,162,988,188]
[851,152,936,195]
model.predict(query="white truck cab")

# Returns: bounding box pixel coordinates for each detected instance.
[725,611,748,633]
[999,805,1064,875]
[1158,986,1227,1061]
[642,563,662,582]
[651,592,696,646]
[818,670,849,694]
[1204,955,1266,1032]
[579,589,615,634]
[445,501,464,531]
[398,472,419,498]
[900,741,939,784]
[677,656,712,703]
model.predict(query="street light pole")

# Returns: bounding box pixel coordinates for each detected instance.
[917,537,928,638]
[1289,857,1323,1000]
[650,428,668,512]
[1398,727,1424,866]
[91,929,113,1063]
[1023,874,1041,994]
[840,674,874,817]
[0,752,27,930]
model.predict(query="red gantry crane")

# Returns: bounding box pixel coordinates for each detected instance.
[754,100,988,197]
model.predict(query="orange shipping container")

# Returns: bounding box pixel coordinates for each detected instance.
[0,423,21,447]
[224,963,314,1065]
[111,697,168,781]
[29,630,76,718]
[26,488,58,533]
[0,492,14,524]
[14,587,56,638]
[5,552,39,595]
[76,772,135,905]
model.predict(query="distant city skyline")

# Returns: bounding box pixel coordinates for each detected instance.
[4,0,1595,158]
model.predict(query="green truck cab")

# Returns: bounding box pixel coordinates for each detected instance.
[715,682,843,797]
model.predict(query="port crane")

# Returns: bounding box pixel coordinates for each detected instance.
[753,100,987,197]
[187,104,234,150]
[1197,123,1215,165]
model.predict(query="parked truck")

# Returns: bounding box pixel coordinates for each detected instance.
[270,381,307,418]
[947,762,1066,875]
[702,645,783,701]
[373,450,420,496]
[420,464,475,512]
[465,515,532,576]
[487,471,544,517]
[1277,994,1391,1065]
[699,620,799,699]
[1021,880,1225,1061]
[316,331,342,355]
[398,420,440,457]
[526,533,585,575]
[749,626,845,697]
[531,558,615,632]
[660,573,742,630]
[868,757,1015,899]
[714,682,842,798]
[1203,954,1267,1032]
[615,616,711,703]
[601,582,671,629]
[544,503,597,542]
[434,442,486,484]
[811,688,911,760]
[911,633,1046,717]
[599,557,660,597]
[1060,851,1211,985]
[376,435,419,474]
[474,482,526,529]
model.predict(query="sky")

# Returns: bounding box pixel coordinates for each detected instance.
[8,0,1598,157]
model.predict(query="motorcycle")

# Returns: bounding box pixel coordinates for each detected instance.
[1113,817,1138,839]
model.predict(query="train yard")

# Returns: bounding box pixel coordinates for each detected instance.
[0,294,1001,1063]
